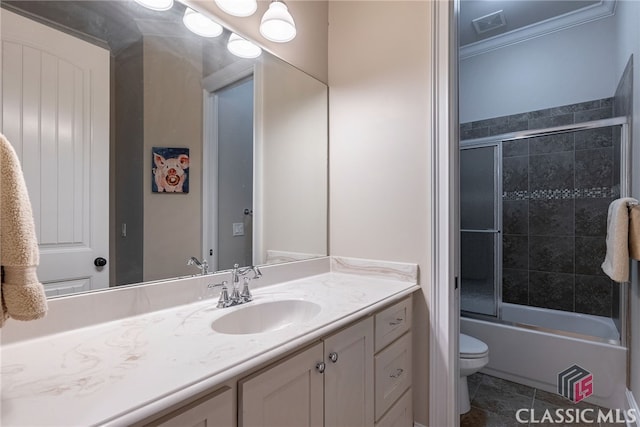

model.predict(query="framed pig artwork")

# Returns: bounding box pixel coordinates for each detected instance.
[152,147,190,193]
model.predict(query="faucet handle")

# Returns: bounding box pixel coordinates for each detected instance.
[230,281,242,303]
[241,277,253,302]
[211,281,230,308]
[252,266,262,279]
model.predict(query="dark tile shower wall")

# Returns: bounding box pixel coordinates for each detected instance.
[462,98,620,317]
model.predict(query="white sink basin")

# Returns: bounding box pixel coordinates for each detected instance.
[211,299,322,335]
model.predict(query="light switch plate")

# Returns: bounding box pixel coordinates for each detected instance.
[233,223,244,236]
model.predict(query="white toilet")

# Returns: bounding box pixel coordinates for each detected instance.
[459,333,489,414]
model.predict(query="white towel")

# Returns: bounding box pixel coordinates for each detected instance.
[601,197,639,282]
[0,133,48,326]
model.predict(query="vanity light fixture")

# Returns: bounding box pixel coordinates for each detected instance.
[214,0,257,17]
[133,0,173,11]
[183,7,223,37]
[227,33,262,58]
[259,1,296,43]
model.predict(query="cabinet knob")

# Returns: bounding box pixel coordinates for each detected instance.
[389,318,404,326]
[315,362,326,373]
[390,368,404,379]
[329,352,338,363]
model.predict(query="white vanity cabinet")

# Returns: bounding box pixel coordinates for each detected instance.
[373,297,413,425]
[324,316,375,427]
[239,317,374,427]
[238,295,413,427]
[239,342,325,427]
[136,385,235,427]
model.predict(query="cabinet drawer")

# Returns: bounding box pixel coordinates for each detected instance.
[375,388,412,427]
[375,297,411,352]
[375,332,412,421]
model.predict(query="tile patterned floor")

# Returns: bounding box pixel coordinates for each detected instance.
[460,373,627,427]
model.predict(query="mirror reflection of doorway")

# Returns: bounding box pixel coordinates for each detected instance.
[204,77,254,271]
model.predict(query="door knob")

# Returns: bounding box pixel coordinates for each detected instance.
[94,257,107,267]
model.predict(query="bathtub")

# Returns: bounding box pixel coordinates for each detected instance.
[461,303,627,409]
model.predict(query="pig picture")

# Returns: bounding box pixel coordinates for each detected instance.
[152,147,190,193]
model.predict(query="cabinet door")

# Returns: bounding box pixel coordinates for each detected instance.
[324,317,375,427]
[144,386,234,427]
[240,342,324,427]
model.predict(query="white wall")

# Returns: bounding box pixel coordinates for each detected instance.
[184,0,328,84]
[328,2,432,424]
[614,0,640,399]
[460,15,619,123]
[255,55,328,264]
[143,36,203,282]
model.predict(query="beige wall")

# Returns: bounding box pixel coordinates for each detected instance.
[184,0,328,84]
[256,55,328,264]
[328,2,432,424]
[143,36,203,281]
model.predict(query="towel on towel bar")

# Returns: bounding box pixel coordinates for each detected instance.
[602,197,639,282]
[631,205,640,261]
[0,133,48,326]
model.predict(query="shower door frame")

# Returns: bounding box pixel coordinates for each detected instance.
[460,116,630,346]
[459,141,503,319]
[460,117,631,347]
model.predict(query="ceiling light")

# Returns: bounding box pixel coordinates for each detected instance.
[260,1,296,43]
[133,0,174,12]
[214,0,257,17]
[227,33,262,59]
[183,8,223,37]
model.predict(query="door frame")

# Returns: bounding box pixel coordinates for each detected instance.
[429,0,459,425]
[202,62,254,271]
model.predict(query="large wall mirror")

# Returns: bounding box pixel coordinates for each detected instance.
[0,0,328,297]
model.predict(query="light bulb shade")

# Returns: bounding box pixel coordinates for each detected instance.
[260,1,296,43]
[227,33,262,58]
[134,0,173,11]
[214,0,257,17]
[183,8,223,37]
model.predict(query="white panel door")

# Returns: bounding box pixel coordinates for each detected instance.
[1,9,110,295]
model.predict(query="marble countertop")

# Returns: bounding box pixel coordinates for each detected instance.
[1,265,419,426]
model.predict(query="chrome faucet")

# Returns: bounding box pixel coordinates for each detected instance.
[216,263,262,308]
[187,256,209,275]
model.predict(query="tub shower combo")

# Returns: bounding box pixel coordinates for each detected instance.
[459,100,630,409]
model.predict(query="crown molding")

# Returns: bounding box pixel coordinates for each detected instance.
[460,0,616,60]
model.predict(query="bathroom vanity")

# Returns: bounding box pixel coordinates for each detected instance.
[0,257,419,426]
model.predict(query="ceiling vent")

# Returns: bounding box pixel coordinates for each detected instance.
[472,10,507,35]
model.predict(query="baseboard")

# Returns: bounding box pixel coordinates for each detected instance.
[627,389,640,427]
[414,423,426,427]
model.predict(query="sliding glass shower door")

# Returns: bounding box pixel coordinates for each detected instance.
[460,144,500,316]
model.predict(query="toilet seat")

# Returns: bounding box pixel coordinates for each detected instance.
[460,333,489,359]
